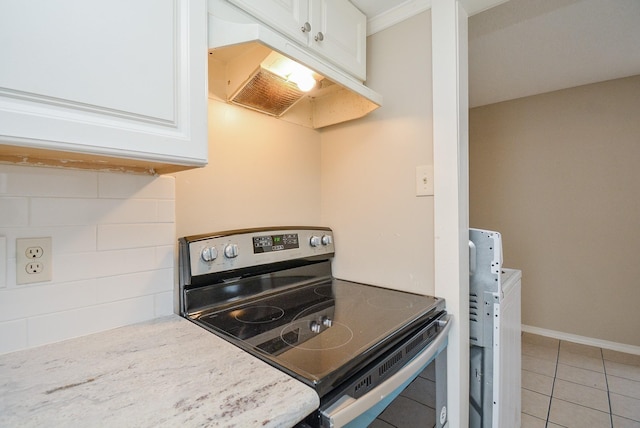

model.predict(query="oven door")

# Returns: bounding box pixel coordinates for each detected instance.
[320,315,452,428]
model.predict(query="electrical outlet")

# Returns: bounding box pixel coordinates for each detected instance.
[26,246,44,258]
[16,237,52,285]
[26,262,44,274]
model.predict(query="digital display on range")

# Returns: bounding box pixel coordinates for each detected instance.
[253,233,299,253]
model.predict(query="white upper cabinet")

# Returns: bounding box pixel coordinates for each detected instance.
[0,0,208,174]
[228,0,367,81]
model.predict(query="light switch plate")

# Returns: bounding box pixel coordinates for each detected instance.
[416,165,434,196]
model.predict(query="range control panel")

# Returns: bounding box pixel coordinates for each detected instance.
[253,233,300,253]
[183,227,334,278]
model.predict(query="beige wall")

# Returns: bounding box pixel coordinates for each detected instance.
[320,11,435,295]
[174,99,322,239]
[469,75,640,346]
[176,12,436,295]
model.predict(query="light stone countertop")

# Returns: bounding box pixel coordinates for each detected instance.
[0,315,319,427]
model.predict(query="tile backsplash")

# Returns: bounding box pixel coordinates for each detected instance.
[0,165,175,355]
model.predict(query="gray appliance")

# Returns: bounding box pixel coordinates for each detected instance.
[469,228,522,428]
[178,226,451,428]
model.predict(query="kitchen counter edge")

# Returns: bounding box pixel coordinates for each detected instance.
[0,315,320,427]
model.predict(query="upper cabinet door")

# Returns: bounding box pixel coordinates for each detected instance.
[228,0,310,45]
[310,0,366,81]
[228,0,366,81]
[0,0,208,172]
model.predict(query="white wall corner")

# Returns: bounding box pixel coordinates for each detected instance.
[366,0,432,35]
[432,0,470,427]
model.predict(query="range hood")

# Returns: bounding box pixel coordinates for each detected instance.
[207,0,383,129]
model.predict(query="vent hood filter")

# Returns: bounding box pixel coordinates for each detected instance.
[231,66,304,117]
[208,0,383,129]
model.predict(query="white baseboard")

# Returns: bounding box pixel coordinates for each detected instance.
[522,324,640,356]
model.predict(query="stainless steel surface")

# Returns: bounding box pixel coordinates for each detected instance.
[320,315,451,428]
[178,226,449,428]
[185,272,445,396]
[182,227,334,280]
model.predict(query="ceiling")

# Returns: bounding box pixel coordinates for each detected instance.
[352,0,640,107]
[351,0,408,19]
[351,0,507,34]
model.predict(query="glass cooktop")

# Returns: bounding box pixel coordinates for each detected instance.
[193,278,444,396]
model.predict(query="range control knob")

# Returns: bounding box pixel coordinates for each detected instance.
[309,236,321,247]
[321,316,333,327]
[224,243,239,259]
[310,321,321,334]
[201,246,218,262]
[321,235,333,246]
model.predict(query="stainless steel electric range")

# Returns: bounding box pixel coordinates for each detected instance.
[179,227,450,428]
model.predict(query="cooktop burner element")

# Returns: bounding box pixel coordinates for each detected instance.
[178,227,448,427]
[313,284,333,297]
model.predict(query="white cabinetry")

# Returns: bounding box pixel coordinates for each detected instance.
[227,0,367,80]
[0,0,208,174]
[495,269,522,428]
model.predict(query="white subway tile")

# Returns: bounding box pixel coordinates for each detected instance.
[0,226,96,256]
[0,280,98,322]
[0,236,6,288]
[27,296,156,348]
[155,245,175,270]
[31,198,106,226]
[0,166,177,352]
[55,247,158,282]
[154,291,175,316]
[97,224,174,250]
[157,200,175,222]
[0,165,97,197]
[99,199,158,224]
[5,256,16,288]
[31,198,158,226]
[98,173,175,199]
[46,226,97,254]
[0,280,98,321]
[0,288,32,321]
[6,256,16,289]
[0,319,27,355]
[49,251,97,283]
[0,197,28,227]
[0,171,7,194]
[97,248,160,277]
[94,269,173,303]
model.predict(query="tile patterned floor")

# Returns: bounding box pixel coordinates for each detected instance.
[369,361,437,428]
[368,333,640,427]
[521,333,640,428]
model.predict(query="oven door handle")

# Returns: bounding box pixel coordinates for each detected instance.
[321,315,452,428]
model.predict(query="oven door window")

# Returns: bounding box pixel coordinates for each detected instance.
[320,316,450,428]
